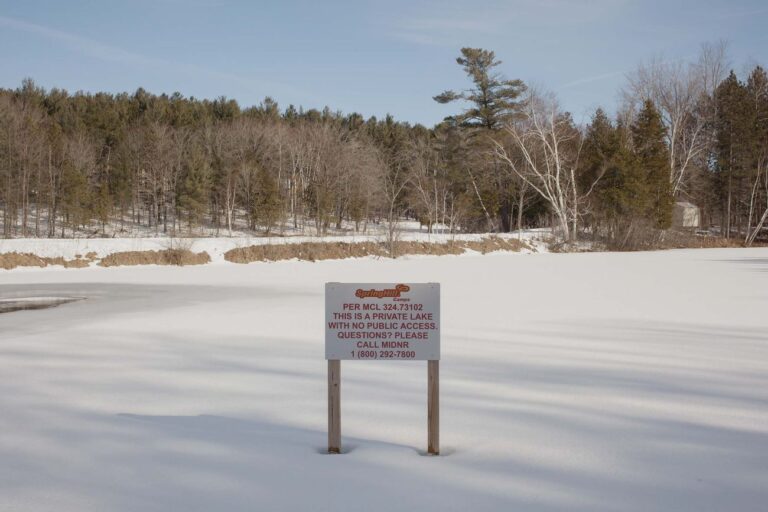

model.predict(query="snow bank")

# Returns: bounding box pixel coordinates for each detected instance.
[0,230,548,265]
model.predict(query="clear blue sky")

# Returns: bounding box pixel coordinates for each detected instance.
[1,0,766,126]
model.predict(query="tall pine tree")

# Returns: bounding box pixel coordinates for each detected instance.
[714,72,751,237]
[632,100,674,230]
[434,48,526,130]
[252,165,282,235]
[581,109,648,246]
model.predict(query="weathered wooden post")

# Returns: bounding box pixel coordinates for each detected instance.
[328,359,341,453]
[428,359,439,455]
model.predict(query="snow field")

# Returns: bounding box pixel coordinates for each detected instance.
[0,248,767,511]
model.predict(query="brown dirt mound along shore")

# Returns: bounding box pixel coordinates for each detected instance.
[224,237,531,264]
[659,232,748,250]
[98,249,211,267]
[0,252,92,270]
[2,237,532,270]
[461,237,532,254]
[550,230,755,253]
[225,242,386,263]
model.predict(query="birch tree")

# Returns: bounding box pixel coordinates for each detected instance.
[493,91,590,242]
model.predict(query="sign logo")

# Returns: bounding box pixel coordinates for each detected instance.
[355,284,410,299]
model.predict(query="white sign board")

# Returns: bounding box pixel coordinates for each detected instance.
[325,283,440,360]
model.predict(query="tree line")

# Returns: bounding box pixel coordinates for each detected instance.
[1,42,766,246]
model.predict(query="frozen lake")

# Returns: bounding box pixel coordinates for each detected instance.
[1,248,767,511]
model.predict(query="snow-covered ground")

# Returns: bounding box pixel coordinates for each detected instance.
[1,248,767,511]
[2,217,490,242]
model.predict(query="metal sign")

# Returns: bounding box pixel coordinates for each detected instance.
[325,283,440,360]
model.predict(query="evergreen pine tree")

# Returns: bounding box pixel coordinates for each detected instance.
[178,148,210,233]
[745,66,768,241]
[434,48,526,130]
[252,165,282,235]
[581,109,649,245]
[714,71,752,237]
[632,100,674,229]
[91,179,112,234]
[60,164,91,236]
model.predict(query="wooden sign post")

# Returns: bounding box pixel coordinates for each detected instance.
[328,359,341,454]
[428,359,439,455]
[325,283,440,455]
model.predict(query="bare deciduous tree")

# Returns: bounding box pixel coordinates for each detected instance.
[493,91,595,242]
[623,42,729,196]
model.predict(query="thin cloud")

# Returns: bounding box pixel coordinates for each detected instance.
[0,15,168,67]
[714,5,768,19]
[387,0,631,46]
[558,70,627,90]
[0,15,309,101]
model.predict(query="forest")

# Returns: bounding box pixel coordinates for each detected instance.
[1,43,766,248]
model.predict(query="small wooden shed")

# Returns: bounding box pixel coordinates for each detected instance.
[672,201,701,229]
